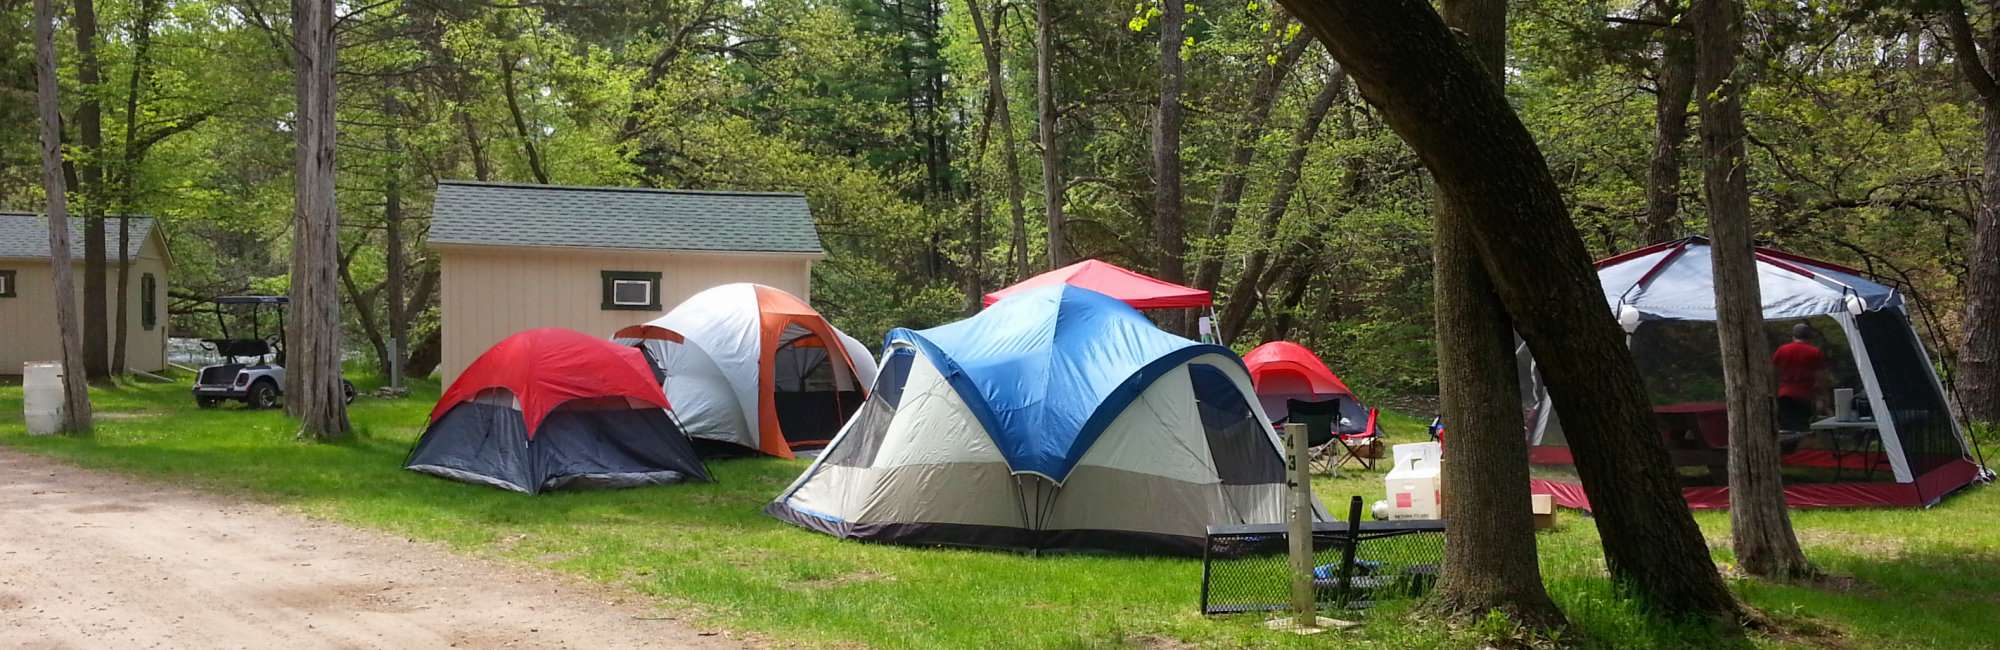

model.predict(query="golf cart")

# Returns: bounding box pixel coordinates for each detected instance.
[190,295,355,409]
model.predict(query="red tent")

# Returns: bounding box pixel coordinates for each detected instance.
[429,327,669,436]
[1243,341,1352,398]
[983,259,1211,310]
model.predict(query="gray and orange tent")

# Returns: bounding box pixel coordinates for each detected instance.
[616,283,877,458]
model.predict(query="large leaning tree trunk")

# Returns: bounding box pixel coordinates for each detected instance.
[34,0,94,434]
[1152,0,1188,332]
[75,0,110,380]
[1942,0,2000,425]
[1691,0,1812,580]
[1645,0,1694,244]
[1035,0,1068,268]
[1429,0,1566,628]
[288,0,351,439]
[1275,0,1741,622]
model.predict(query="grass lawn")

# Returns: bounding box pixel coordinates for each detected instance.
[3,376,1997,649]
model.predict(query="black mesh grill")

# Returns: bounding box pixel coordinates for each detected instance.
[1199,520,1445,615]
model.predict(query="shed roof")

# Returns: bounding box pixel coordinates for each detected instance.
[428,180,823,255]
[0,212,158,261]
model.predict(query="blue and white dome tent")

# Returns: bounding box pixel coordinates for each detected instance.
[767,284,1323,555]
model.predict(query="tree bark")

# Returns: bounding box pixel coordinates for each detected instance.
[1429,0,1566,628]
[1191,31,1314,295]
[1940,0,2000,425]
[966,0,1030,280]
[1216,70,1344,344]
[1645,0,1694,244]
[112,0,162,375]
[1275,0,1741,622]
[1690,0,1812,581]
[75,0,109,380]
[499,50,551,185]
[1035,0,1067,268]
[289,0,351,439]
[1152,0,1188,331]
[35,0,94,434]
[385,96,409,380]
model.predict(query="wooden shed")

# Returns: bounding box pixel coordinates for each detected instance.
[0,212,170,374]
[428,181,824,385]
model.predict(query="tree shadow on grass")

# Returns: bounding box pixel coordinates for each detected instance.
[1738,546,2000,649]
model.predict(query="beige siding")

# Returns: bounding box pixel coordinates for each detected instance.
[438,244,815,385]
[0,231,170,374]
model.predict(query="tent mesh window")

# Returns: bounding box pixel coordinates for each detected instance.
[1526,314,1900,487]
[1854,310,1963,479]
[1199,520,1444,615]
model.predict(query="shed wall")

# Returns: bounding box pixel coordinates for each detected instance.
[438,245,814,385]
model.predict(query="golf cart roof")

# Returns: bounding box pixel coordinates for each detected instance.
[215,295,290,305]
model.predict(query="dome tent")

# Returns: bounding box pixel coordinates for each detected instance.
[1242,341,1377,436]
[405,328,712,494]
[767,285,1319,556]
[617,283,877,458]
[1524,237,1985,509]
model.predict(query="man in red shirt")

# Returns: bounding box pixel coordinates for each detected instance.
[1772,323,1826,433]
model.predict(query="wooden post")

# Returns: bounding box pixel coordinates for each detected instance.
[1286,422,1315,627]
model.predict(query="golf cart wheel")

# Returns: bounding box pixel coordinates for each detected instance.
[247,380,281,410]
[342,380,358,405]
[196,397,222,409]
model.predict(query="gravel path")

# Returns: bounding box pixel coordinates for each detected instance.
[0,448,748,649]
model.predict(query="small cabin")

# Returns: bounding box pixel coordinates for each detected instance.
[0,213,170,374]
[428,180,824,385]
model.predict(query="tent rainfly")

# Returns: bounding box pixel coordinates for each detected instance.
[616,283,877,458]
[405,328,712,494]
[982,259,1211,310]
[767,285,1320,556]
[1523,237,1987,509]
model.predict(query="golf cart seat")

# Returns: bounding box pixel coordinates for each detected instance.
[205,338,271,359]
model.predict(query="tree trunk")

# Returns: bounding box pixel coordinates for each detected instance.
[1429,0,1566,628]
[1191,32,1314,295]
[966,0,1030,280]
[1152,0,1188,331]
[1967,111,2000,425]
[1692,0,1812,580]
[1260,240,1317,342]
[35,0,94,434]
[1275,0,1740,622]
[385,96,409,380]
[1941,0,2000,425]
[1645,0,1694,244]
[1216,70,1344,344]
[75,0,109,380]
[1035,0,1067,268]
[289,0,351,440]
[963,43,999,312]
[499,50,551,185]
[111,0,163,375]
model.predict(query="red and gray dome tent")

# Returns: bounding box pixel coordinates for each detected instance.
[1522,237,1986,509]
[1242,341,1377,435]
[406,328,712,494]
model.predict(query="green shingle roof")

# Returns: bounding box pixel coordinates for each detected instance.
[427,180,823,255]
[0,212,157,260]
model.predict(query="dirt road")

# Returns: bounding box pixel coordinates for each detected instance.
[0,449,746,649]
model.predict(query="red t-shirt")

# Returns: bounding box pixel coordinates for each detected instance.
[1772,341,1824,401]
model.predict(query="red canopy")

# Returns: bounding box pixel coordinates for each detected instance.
[983,259,1212,310]
[1243,341,1352,398]
[430,328,670,437]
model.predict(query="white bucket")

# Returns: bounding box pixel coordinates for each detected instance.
[23,361,67,436]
